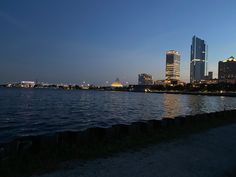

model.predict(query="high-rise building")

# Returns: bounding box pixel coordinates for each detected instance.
[165,50,180,81]
[190,36,207,83]
[218,56,236,84]
[138,73,153,85]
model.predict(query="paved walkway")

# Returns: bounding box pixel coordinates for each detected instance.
[34,124,236,177]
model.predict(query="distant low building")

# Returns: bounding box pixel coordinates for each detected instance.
[203,71,214,81]
[154,80,166,85]
[111,78,123,87]
[200,79,218,85]
[138,73,153,85]
[20,81,35,88]
[208,71,213,80]
[218,56,236,84]
[166,79,186,86]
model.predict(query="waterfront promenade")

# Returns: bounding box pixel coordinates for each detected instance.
[34,123,236,177]
[1,88,236,177]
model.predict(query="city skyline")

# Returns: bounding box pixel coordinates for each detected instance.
[1,0,236,85]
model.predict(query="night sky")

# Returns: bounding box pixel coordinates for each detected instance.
[1,0,236,85]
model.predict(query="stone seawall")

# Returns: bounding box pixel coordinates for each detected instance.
[1,109,236,162]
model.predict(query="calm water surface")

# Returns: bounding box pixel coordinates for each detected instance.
[0,88,236,143]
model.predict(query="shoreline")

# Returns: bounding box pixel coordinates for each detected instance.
[149,90,236,97]
[1,109,236,177]
[2,87,236,97]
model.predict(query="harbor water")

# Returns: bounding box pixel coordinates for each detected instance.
[0,88,236,143]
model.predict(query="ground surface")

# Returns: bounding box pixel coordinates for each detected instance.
[33,123,236,177]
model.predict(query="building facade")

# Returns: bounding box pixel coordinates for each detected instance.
[138,73,153,85]
[208,71,213,80]
[190,36,207,83]
[165,50,180,81]
[218,56,236,84]
[204,71,213,80]
[20,81,35,88]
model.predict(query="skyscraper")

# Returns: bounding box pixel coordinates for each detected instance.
[165,50,180,81]
[190,36,207,83]
[218,56,236,84]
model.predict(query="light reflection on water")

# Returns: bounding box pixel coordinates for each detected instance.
[162,94,235,118]
[0,88,236,143]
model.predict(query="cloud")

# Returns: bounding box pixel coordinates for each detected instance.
[0,10,26,29]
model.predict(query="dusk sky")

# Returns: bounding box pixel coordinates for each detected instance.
[1,0,236,85]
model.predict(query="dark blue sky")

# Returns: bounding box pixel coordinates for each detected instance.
[1,0,236,85]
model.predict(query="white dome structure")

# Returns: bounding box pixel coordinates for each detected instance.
[111,78,123,88]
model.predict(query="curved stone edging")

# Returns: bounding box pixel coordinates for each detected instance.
[0,109,236,161]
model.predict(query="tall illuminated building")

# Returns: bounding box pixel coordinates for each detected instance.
[165,50,180,81]
[218,56,236,84]
[190,36,208,83]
